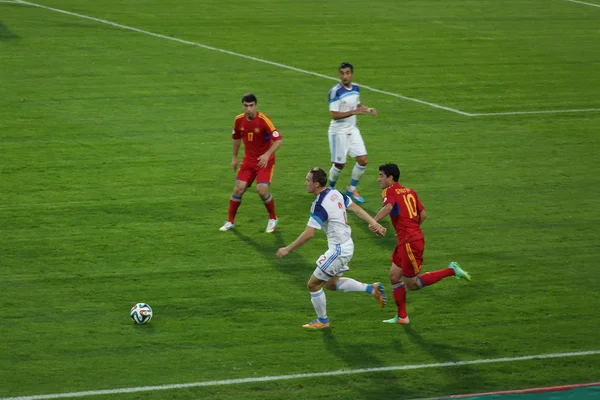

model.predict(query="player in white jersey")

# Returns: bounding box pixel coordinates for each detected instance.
[276,167,387,329]
[327,62,378,204]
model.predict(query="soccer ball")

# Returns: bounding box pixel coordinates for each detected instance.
[130,303,153,324]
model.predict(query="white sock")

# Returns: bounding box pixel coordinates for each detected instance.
[310,289,327,319]
[328,165,342,187]
[336,277,367,292]
[347,163,367,191]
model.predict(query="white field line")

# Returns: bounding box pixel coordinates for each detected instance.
[471,108,600,116]
[14,1,600,117]
[16,0,469,116]
[565,0,600,8]
[2,350,600,400]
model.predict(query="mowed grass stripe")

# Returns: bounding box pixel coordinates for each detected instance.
[13,0,468,116]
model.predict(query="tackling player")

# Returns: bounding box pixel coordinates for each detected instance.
[374,163,471,324]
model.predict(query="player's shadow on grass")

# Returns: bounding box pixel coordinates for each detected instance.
[0,21,20,40]
[321,329,422,399]
[401,325,490,393]
[232,229,307,281]
[132,323,156,333]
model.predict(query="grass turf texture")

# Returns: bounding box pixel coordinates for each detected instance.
[1,0,600,398]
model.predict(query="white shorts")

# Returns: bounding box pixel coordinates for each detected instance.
[328,127,367,164]
[313,240,355,281]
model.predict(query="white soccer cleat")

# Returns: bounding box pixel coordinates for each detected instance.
[265,219,278,233]
[219,221,234,231]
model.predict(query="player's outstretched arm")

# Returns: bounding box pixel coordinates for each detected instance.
[276,226,316,258]
[374,204,393,222]
[347,203,386,236]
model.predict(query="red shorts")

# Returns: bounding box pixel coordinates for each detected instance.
[391,239,424,278]
[236,158,275,185]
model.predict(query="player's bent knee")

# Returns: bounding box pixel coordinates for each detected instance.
[356,156,368,166]
[389,270,402,282]
[405,280,420,290]
[256,184,270,198]
[333,163,345,170]
[324,280,337,291]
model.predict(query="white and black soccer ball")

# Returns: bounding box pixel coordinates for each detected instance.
[130,303,153,324]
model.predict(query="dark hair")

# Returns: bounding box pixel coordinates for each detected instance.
[241,93,257,104]
[379,163,400,182]
[309,167,328,187]
[339,62,354,72]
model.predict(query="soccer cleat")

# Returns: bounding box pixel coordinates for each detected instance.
[449,261,471,281]
[345,187,365,203]
[302,319,330,329]
[265,218,278,233]
[372,282,387,307]
[219,221,234,231]
[383,315,410,325]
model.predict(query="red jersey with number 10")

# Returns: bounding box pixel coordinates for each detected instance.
[232,111,282,166]
[381,182,425,244]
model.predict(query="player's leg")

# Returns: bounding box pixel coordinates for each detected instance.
[416,261,471,287]
[325,277,387,307]
[303,245,350,328]
[320,243,387,308]
[329,163,344,188]
[399,239,469,288]
[345,128,367,203]
[256,160,277,233]
[383,262,410,324]
[220,172,251,231]
[328,133,348,187]
[303,274,330,329]
[384,243,417,324]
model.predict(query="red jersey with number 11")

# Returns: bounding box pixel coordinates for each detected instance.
[381,182,425,244]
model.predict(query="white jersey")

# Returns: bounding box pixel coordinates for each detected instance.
[328,83,360,134]
[307,188,353,246]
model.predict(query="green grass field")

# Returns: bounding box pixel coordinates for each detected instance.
[1,1,600,399]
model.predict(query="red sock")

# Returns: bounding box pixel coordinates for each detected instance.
[263,198,276,220]
[391,282,407,319]
[419,268,454,287]
[228,198,241,223]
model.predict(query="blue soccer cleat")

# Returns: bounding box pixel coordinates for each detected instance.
[345,187,365,203]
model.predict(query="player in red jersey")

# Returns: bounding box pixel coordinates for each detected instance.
[219,93,282,233]
[373,163,471,324]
